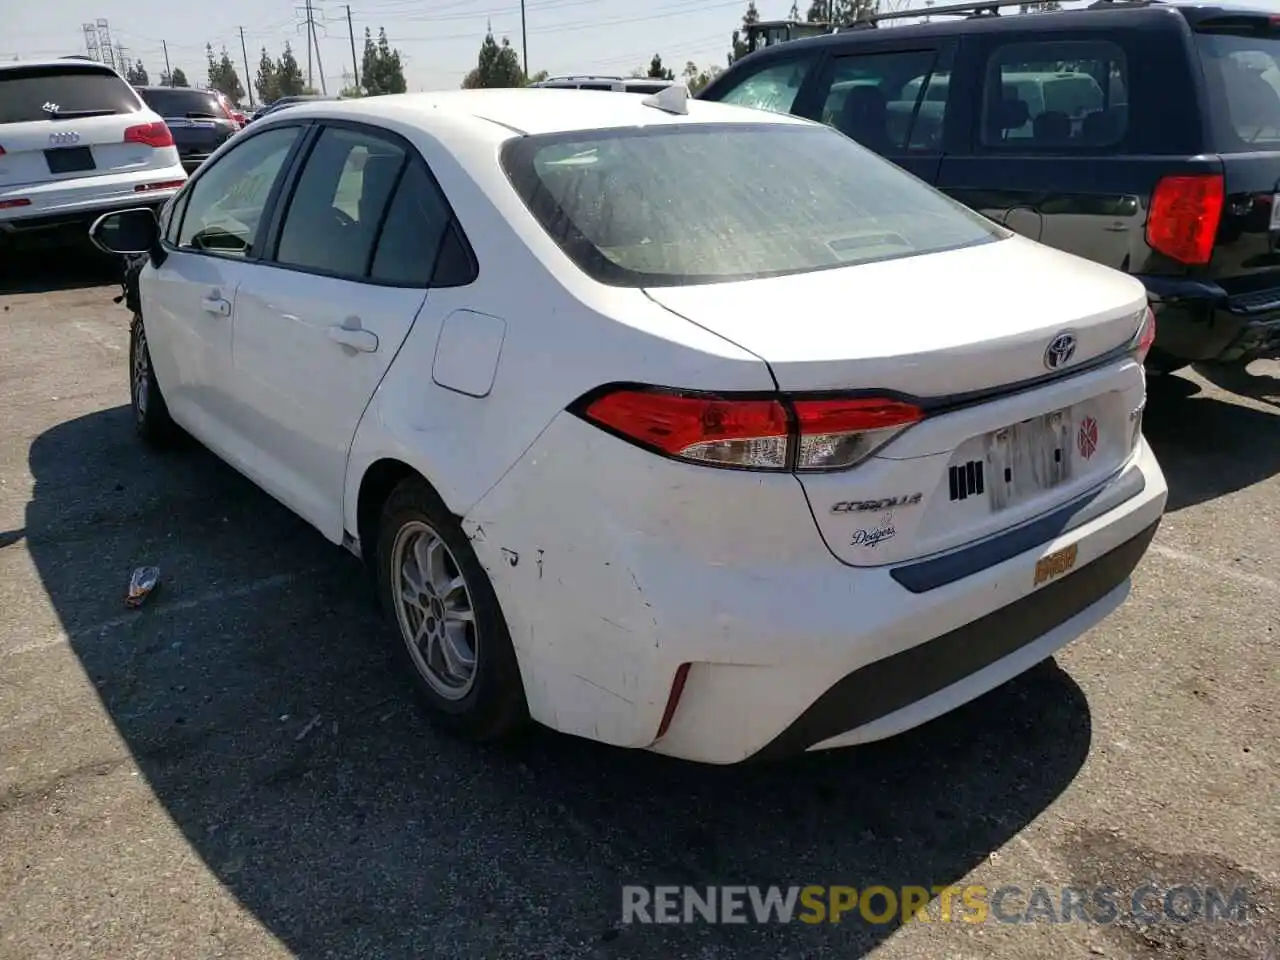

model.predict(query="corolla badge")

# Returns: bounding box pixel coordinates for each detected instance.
[1044,332,1077,370]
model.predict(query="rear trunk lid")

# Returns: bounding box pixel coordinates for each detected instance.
[1193,14,1280,297]
[136,88,236,160]
[645,235,1150,566]
[0,64,152,187]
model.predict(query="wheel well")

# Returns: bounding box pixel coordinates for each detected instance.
[355,459,420,571]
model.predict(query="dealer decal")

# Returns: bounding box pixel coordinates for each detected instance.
[851,524,896,548]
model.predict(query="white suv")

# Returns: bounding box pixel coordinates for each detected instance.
[0,58,187,248]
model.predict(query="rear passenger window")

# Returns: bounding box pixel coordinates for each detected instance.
[275,126,406,279]
[817,51,949,153]
[981,40,1129,150]
[715,57,817,115]
[369,162,454,286]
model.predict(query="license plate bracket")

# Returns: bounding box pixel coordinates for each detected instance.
[44,146,96,175]
[983,407,1073,512]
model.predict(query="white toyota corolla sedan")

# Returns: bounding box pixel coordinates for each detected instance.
[90,86,1167,765]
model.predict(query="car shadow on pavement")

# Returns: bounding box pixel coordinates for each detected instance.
[1143,371,1280,512]
[27,405,1092,960]
[0,244,122,296]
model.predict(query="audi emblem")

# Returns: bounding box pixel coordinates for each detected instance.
[1043,332,1077,371]
[48,131,81,146]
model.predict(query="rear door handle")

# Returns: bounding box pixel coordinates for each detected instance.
[328,320,379,353]
[201,296,231,317]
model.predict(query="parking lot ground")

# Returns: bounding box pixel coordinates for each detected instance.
[0,255,1277,960]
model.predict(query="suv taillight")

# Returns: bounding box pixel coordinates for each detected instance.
[576,387,924,472]
[124,120,174,148]
[1146,174,1224,266]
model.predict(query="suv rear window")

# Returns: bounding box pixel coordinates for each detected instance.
[501,122,1003,288]
[1195,23,1280,147]
[0,65,141,124]
[137,87,227,119]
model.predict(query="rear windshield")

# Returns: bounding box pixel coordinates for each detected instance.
[500,122,1003,287]
[137,87,226,119]
[1195,25,1280,147]
[0,66,140,124]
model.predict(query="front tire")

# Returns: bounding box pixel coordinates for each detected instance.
[129,312,177,447]
[375,476,528,741]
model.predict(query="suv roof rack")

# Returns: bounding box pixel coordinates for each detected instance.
[846,0,1163,28]
[538,74,626,82]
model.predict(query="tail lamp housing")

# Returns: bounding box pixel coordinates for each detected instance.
[1131,305,1157,365]
[575,387,925,473]
[1146,173,1223,266]
[124,120,175,149]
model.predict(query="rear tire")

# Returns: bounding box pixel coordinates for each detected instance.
[129,312,177,448]
[375,476,528,741]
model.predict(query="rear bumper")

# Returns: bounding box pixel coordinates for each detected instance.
[1141,275,1280,363]
[0,162,186,236]
[464,409,1168,765]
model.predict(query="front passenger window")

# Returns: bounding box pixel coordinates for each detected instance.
[275,126,407,279]
[177,126,301,257]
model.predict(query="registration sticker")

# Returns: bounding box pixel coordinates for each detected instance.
[1034,543,1078,587]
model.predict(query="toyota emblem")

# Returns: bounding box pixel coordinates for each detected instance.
[48,131,81,146]
[1044,332,1077,370]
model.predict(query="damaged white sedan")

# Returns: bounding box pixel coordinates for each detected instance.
[90,86,1166,764]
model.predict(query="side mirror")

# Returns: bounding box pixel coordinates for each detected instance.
[89,207,159,256]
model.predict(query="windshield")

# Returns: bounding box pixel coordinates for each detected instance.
[1196,27,1280,147]
[500,122,1003,288]
[138,88,227,119]
[0,66,140,124]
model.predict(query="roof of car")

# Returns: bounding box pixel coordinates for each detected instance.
[0,57,122,72]
[734,0,1273,55]
[271,87,813,137]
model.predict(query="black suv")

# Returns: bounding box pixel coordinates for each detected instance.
[700,0,1280,374]
[133,86,238,173]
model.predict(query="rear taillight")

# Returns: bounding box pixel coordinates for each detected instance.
[134,179,187,192]
[0,146,6,156]
[1132,305,1157,365]
[0,198,31,209]
[1146,174,1223,265]
[124,121,175,148]
[577,388,924,472]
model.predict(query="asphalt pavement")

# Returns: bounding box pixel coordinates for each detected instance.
[0,249,1276,960]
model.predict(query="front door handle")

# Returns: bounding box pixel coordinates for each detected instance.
[201,296,231,317]
[328,318,379,353]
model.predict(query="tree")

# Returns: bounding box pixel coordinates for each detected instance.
[527,69,549,84]
[789,0,800,18]
[361,27,407,95]
[729,2,760,65]
[206,44,245,105]
[170,67,189,87]
[807,0,878,24]
[647,54,675,81]
[461,31,525,89]
[125,60,149,85]
[682,61,723,95]
[255,46,278,104]
[339,84,362,98]
[275,42,305,97]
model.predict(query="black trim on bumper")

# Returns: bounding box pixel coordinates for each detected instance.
[890,469,1146,594]
[749,519,1161,763]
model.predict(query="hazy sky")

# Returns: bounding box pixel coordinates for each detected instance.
[3,0,839,96]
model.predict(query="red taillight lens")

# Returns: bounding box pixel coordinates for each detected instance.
[0,198,32,209]
[134,179,187,192]
[579,388,924,471]
[582,390,790,469]
[1133,305,1157,364]
[1146,174,1223,265]
[124,120,175,149]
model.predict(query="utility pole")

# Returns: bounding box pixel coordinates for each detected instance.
[239,27,255,106]
[520,0,528,80]
[162,39,172,85]
[312,8,328,95]
[346,4,359,91]
[304,0,314,90]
